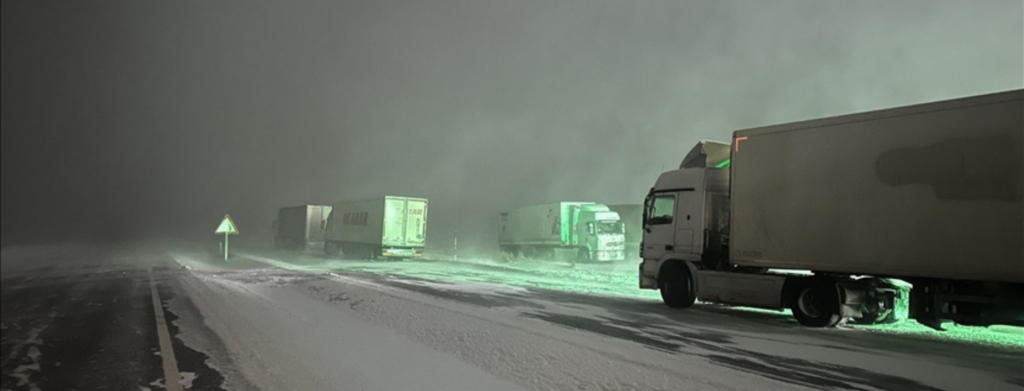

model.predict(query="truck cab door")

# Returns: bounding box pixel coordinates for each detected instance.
[673,190,699,255]
[642,193,676,260]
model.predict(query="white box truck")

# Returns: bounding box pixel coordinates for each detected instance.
[499,202,626,261]
[324,196,427,259]
[273,205,332,249]
[639,89,1023,329]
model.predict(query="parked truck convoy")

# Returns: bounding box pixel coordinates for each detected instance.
[323,196,428,259]
[608,204,643,260]
[639,89,1024,329]
[499,202,626,261]
[273,205,332,249]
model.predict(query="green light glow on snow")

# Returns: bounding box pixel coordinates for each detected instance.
[715,159,731,168]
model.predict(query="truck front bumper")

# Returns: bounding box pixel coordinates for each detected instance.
[639,259,658,289]
[594,250,625,261]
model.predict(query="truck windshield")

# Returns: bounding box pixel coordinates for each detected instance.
[596,221,623,234]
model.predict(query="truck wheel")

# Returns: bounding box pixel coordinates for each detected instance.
[659,264,696,308]
[576,248,590,262]
[792,281,843,328]
[324,242,340,256]
[340,245,355,259]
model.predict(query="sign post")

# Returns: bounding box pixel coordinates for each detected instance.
[215,214,239,260]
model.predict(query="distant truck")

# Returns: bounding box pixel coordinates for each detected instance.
[273,205,332,249]
[640,89,1023,329]
[607,204,643,260]
[499,202,626,261]
[324,196,427,259]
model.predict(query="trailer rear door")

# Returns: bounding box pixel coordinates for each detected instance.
[383,197,407,246]
[405,198,427,247]
[307,206,329,243]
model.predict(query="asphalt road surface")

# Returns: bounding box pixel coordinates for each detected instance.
[2,242,1022,391]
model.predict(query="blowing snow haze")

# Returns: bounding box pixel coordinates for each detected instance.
[2,0,1022,248]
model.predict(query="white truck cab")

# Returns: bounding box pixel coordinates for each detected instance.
[580,208,627,261]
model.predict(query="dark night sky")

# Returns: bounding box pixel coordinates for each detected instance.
[2,0,1022,249]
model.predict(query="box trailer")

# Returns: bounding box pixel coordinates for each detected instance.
[324,196,427,259]
[639,89,1023,329]
[499,202,626,261]
[273,205,332,249]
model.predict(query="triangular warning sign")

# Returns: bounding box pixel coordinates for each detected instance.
[215,214,239,235]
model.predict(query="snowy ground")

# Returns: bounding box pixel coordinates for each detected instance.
[240,246,1024,348]
[172,245,1023,391]
[3,242,1022,390]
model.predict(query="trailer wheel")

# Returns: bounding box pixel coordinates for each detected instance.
[792,281,843,328]
[659,263,696,308]
[324,242,340,256]
[340,245,357,259]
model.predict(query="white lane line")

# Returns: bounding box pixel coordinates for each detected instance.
[148,267,184,391]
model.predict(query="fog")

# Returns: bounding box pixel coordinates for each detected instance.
[2,0,1022,250]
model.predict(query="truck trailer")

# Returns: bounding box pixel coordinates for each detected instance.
[499,202,626,261]
[324,196,427,259]
[273,205,332,249]
[639,89,1023,329]
[608,204,643,260]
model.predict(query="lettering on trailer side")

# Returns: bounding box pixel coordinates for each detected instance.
[738,250,763,258]
[343,212,369,226]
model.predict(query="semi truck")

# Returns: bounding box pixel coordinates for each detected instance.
[499,202,626,261]
[324,196,427,259]
[639,89,1023,329]
[608,204,643,260]
[273,205,332,249]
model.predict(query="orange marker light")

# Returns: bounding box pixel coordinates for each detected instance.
[734,136,748,152]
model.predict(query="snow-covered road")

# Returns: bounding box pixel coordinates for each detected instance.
[3,243,1022,390]
[169,246,1023,391]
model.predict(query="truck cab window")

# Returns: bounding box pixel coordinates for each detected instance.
[596,221,623,234]
[647,195,675,225]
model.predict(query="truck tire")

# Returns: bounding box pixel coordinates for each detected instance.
[659,263,696,308]
[340,245,361,260]
[576,248,590,262]
[324,242,340,256]
[792,281,843,328]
